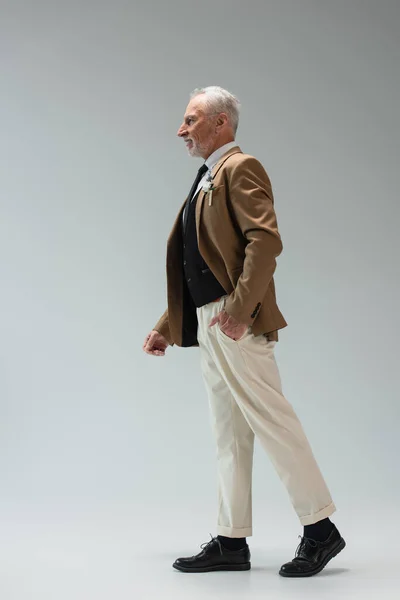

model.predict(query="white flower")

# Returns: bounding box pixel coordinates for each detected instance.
[201,171,216,205]
[202,180,214,193]
[202,171,214,193]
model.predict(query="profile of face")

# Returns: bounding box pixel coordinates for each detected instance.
[177,96,223,159]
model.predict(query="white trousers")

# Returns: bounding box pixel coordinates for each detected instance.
[196,296,336,538]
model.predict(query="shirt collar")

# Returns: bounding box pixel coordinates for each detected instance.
[204,141,238,172]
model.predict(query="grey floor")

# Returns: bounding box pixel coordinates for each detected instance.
[0,506,397,600]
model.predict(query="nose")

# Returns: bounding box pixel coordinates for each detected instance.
[177,123,186,137]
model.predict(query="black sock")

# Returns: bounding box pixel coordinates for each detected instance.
[303,518,335,542]
[217,535,247,550]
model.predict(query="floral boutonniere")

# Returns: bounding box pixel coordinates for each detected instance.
[202,171,216,206]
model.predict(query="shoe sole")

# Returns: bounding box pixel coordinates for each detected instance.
[279,537,346,578]
[173,562,251,573]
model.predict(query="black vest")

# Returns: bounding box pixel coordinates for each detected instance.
[180,191,227,346]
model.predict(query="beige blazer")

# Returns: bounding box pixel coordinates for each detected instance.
[154,145,287,346]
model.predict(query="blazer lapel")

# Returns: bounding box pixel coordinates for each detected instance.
[195,146,242,240]
[211,145,242,179]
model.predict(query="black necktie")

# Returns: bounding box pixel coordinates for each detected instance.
[183,163,208,232]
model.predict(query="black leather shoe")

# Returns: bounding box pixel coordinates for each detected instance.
[173,535,251,573]
[279,525,346,577]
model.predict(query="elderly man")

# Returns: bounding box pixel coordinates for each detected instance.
[143,86,345,577]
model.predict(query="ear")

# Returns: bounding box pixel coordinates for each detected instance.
[216,112,228,130]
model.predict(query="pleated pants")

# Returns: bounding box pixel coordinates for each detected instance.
[196,296,336,538]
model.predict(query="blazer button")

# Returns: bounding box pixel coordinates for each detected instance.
[183,261,187,265]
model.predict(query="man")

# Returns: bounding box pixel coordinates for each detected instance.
[143,86,345,577]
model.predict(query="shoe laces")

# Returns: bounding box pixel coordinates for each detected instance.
[200,533,223,555]
[295,535,319,558]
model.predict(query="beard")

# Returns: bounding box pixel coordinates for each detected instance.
[186,132,216,158]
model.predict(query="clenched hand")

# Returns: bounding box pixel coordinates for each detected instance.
[143,330,170,356]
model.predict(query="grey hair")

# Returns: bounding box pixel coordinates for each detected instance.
[190,86,241,135]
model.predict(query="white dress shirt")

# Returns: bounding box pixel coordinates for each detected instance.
[182,141,237,224]
[194,140,238,198]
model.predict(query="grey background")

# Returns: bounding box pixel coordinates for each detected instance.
[1,1,399,598]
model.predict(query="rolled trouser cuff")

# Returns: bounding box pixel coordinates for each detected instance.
[299,502,336,526]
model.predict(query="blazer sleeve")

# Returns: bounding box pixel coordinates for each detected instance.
[224,156,283,325]
[153,308,174,346]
